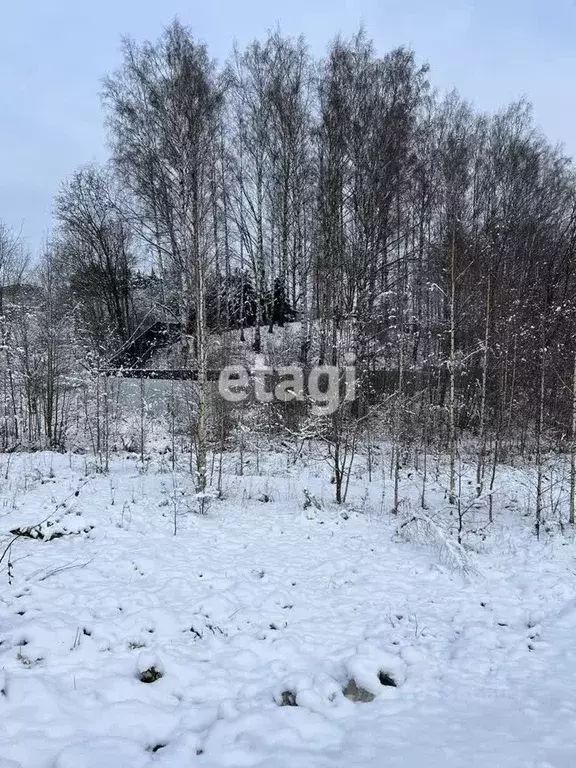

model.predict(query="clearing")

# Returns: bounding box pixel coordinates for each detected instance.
[0,450,575,767]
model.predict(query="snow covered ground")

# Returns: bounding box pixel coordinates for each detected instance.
[1,449,576,767]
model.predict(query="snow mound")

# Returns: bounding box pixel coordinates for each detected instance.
[343,645,407,701]
[274,672,345,714]
[136,651,164,683]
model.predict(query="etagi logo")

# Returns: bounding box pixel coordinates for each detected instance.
[218,363,356,415]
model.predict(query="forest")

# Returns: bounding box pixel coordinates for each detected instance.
[2,21,576,528]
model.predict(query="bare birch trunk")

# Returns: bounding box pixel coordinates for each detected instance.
[448,227,457,506]
[477,274,490,497]
[570,351,576,525]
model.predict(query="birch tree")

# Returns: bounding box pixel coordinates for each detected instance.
[103,20,223,501]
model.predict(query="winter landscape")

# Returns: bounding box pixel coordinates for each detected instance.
[3,2,576,766]
[1,445,576,768]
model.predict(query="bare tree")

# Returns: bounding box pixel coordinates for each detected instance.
[103,20,223,502]
[55,165,136,350]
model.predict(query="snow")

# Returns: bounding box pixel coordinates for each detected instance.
[1,449,576,766]
[344,645,407,692]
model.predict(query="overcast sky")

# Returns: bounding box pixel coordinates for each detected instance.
[1,0,575,252]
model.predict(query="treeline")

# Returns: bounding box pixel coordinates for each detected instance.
[2,22,576,489]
